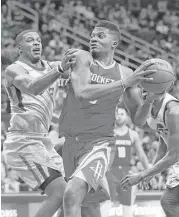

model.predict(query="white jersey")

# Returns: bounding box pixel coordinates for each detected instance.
[147,93,179,188]
[5,60,54,134]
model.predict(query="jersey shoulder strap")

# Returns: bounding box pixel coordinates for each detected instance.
[128,128,135,144]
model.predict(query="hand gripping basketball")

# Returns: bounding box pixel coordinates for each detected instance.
[123,60,156,88]
[140,58,175,93]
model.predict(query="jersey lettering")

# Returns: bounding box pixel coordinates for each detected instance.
[91,73,115,84]
[157,123,169,137]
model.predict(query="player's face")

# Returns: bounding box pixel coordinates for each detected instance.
[89,27,115,56]
[116,108,128,126]
[20,32,42,62]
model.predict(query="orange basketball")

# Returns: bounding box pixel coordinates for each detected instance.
[140,58,175,93]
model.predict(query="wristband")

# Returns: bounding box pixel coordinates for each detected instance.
[57,63,64,73]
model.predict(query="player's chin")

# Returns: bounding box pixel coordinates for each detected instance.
[90,48,100,58]
[33,55,41,61]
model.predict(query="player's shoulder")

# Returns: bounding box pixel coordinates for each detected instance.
[76,49,92,62]
[5,62,24,78]
[166,100,179,116]
[165,94,179,112]
[6,62,19,72]
[118,64,133,79]
[6,61,26,74]
[5,62,29,86]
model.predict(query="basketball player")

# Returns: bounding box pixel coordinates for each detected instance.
[3,30,76,217]
[121,92,179,217]
[106,107,151,217]
[59,20,156,217]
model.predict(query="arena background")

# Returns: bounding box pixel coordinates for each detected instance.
[1,0,179,217]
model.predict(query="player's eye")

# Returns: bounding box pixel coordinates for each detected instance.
[99,34,105,39]
[26,38,33,42]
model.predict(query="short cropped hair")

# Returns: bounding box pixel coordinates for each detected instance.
[15,29,38,45]
[95,20,121,41]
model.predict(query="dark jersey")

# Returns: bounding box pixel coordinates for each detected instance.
[113,128,133,167]
[59,60,127,141]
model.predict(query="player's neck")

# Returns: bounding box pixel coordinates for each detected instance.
[95,53,114,66]
[114,124,128,135]
[19,56,43,69]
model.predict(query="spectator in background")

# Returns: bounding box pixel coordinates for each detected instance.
[3,168,20,193]
[1,161,7,193]
[40,24,51,47]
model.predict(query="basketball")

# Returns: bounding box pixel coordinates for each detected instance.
[140,59,175,93]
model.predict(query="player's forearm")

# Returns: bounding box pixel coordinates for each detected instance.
[140,155,151,170]
[76,80,125,100]
[134,100,153,127]
[153,142,167,165]
[153,151,167,165]
[141,151,178,179]
[28,67,63,95]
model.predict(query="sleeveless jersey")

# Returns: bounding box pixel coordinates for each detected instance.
[113,127,133,167]
[59,60,125,141]
[147,93,179,188]
[5,60,54,134]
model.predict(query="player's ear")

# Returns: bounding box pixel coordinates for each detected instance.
[16,45,22,55]
[112,41,118,48]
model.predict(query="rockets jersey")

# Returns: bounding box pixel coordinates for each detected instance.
[113,127,134,167]
[5,60,54,134]
[147,93,179,188]
[59,60,127,141]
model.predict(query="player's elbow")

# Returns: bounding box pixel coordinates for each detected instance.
[73,89,84,100]
[132,116,146,127]
[74,91,88,100]
[74,87,90,100]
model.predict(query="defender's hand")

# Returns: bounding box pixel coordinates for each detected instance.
[121,172,143,190]
[138,175,154,190]
[61,49,79,71]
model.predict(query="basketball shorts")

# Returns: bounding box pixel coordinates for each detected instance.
[62,136,116,195]
[3,132,64,191]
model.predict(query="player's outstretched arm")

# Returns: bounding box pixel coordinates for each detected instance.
[132,92,164,127]
[5,64,63,95]
[5,55,74,95]
[140,102,179,179]
[121,101,179,189]
[70,50,154,100]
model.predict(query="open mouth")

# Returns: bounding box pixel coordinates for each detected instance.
[32,48,41,53]
[90,44,98,49]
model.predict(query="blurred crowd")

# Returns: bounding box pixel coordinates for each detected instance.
[1,0,178,193]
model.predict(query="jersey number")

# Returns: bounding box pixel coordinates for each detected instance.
[118,147,126,158]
